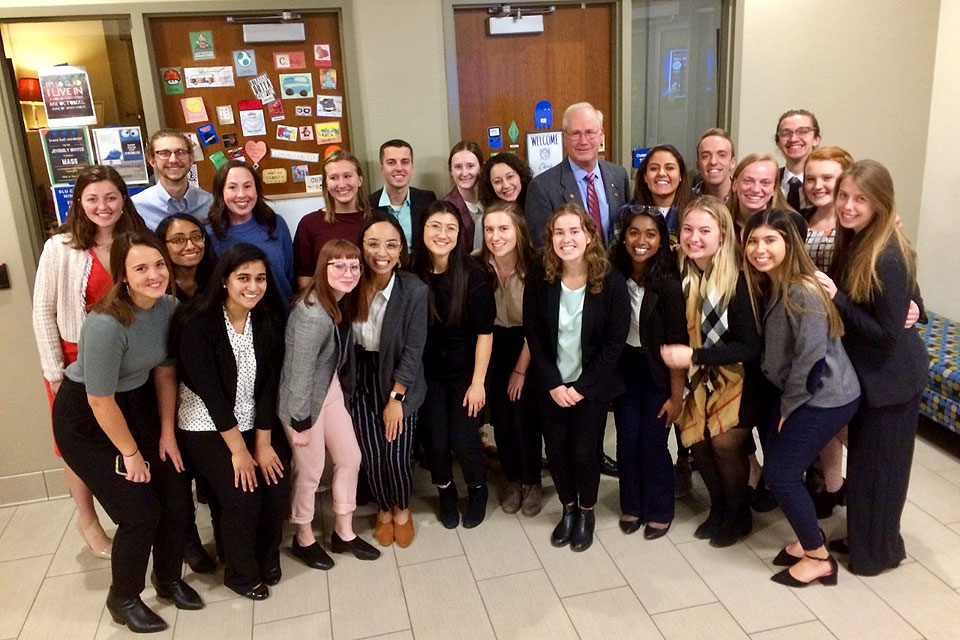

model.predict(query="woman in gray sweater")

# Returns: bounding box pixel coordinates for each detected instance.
[742,209,860,589]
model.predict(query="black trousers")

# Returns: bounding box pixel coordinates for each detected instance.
[488,326,543,485]
[846,394,921,575]
[539,392,608,508]
[53,378,191,599]
[177,426,290,587]
[422,374,486,487]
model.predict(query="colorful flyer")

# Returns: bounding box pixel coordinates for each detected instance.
[319,69,337,89]
[222,132,238,148]
[248,74,276,103]
[190,31,215,60]
[270,148,319,163]
[197,123,219,146]
[305,174,323,193]
[183,132,204,161]
[276,125,298,142]
[208,150,228,169]
[292,164,308,182]
[244,140,268,167]
[225,146,245,161]
[273,51,306,70]
[92,126,148,184]
[295,105,312,117]
[266,99,285,122]
[298,125,314,141]
[161,67,185,95]
[40,127,94,184]
[316,95,342,117]
[262,168,287,184]
[233,50,258,77]
[315,121,342,145]
[38,66,97,127]
[279,73,313,99]
[184,66,235,89]
[314,44,332,67]
[180,97,208,124]
[239,99,266,136]
[217,105,234,125]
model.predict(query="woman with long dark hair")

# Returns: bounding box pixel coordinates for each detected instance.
[156,212,216,302]
[631,144,693,245]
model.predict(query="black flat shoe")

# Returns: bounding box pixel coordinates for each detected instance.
[151,574,204,610]
[571,508,595,552]
[619,517,642,535]
[643,522,671,540]
[183,536,216,574]
[262,564,282,586]
[291,537,334,570]
[224,578,269,600]
[106,588,168,633]
[551,504,577,547]
[770,554,838,587]
[827,538,850,555]
[331,531,381,561]
[462,484,489,529]
[600,455,619,478]
[438,483,460,529]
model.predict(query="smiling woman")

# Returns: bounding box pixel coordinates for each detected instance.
[631,144,692,244]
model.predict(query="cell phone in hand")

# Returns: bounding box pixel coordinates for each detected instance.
[115,455,150,476]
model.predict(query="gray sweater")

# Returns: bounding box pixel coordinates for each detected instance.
[761,283,860,420]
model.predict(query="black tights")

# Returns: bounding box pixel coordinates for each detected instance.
[691,428,752,515]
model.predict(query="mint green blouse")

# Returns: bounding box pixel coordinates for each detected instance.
[557,281,586,383]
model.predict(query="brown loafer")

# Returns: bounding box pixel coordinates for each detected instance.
[394,518,415,548]
[375,520,394,547]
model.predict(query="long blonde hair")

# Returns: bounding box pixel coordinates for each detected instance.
[678,195,740,308]
[542,204,610,294]
[833,160,917,303]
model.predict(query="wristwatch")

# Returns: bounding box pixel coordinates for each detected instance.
[389,390,406,403]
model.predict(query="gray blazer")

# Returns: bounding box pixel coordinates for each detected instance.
[524,157,631,249]
[277,293,354,432]
[761,284,860,420]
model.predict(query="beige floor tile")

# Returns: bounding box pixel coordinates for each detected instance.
[562,586,664,640]
[173,597,252,640]
[0,499,73,561]
[912,436,960,472]
[393,495,464,568]
[867,562,960,640]
[252,612,330,640]
[652,602,749,640]
[520,512,625,597]
[599,529,714,615]
[678,540,814,633]
[19,567,111,640]
[253,544,329,624]
[400,556,494,640]
[458,506,540,580]
[950,522,960,535]
[938,466,960,490]
[906,464,960,524]
[359,633,414,640]
[0,555,51,638]
[47,509,114,577]
[901,501,960,588]
[749,621,836,640]
[327,544,408,640]
[94,587,178,640]
[0,506,14,536]
[477,570,578,640]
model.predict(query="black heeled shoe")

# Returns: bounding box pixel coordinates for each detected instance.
[643,522,671,540]
[151,573,204,610]
[619,517,642,535]
[571,508,595,552]
[291,536,334,570]
[551,504,577,547]
[106,587,168,633]
[814,482,846,519]
[224,578,270,600]
[331,531,381,561]
[770,554,838,588]
[773,528,826,567]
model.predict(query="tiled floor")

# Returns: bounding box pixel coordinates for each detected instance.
[3,420,960,640]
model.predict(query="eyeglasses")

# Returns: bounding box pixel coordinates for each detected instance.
[776,127,816,140]
[154,149,191,159]
[165,232,205,248]
[425,221,459,235]
[327,261,363,275]
[364,240,402,253]
[563,129,601,142]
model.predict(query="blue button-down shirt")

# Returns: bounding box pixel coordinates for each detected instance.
[378,188,413,248]
[568,158,610,242]
[132,182,214,230]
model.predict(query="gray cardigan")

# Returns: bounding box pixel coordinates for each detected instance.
[761,283,860,420]
[278,294,353,432]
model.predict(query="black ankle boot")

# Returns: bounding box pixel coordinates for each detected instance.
[438,483,460,529]
[571,508,595,552]
[462,484,488,529]
[813,481,846,519]
[711,504,752,548]
[106,587,168,633]
[151,573,204,610]
[694,499,727,540]
[551,504,577,547]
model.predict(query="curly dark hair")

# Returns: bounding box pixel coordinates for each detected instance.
[479,153,533,208]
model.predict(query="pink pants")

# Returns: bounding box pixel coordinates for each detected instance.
[284,376,361,524]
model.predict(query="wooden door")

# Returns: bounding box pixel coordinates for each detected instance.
[453,3,615,162]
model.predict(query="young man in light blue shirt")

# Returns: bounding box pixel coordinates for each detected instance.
[132,129,213,230]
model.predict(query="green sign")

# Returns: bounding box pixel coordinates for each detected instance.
[508,121,520,144]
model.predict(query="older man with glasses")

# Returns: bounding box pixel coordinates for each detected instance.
[133,129,213,230]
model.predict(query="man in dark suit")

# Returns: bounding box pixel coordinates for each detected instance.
[369,139,437,257]
[775,109,821,211]
[525,102,631,250]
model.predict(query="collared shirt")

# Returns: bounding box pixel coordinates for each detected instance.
[625,279,645,348]
[378,188,413,248]
[489,259,524,328]
[353,272,396,351]
[780,167,806,209]
[132,182,213,230]
[568,157,610,242]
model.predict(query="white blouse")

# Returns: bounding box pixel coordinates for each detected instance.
[353,273,395,352]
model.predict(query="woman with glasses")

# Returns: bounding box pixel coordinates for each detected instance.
[280,239,380,568]
[351,214,428,547]
[156,213,216,303]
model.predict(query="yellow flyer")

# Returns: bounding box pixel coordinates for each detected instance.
[315,120,342,145]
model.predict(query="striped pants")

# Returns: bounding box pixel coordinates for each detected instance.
[350,348,417,511]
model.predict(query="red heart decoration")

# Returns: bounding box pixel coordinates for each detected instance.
[244,140,267,165]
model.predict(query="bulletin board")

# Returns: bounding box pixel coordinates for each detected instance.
[148,13,351,197]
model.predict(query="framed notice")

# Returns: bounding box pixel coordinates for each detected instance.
[40,127,94,184]
[38,66,97,127]
[92,126,149,184]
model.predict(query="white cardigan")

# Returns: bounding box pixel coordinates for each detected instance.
[32,234,97,383]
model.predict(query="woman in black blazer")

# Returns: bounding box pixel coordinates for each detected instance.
[524,204,630,552]
[171,243,291,601]
[815,160,928,576]
[609,206,687,539]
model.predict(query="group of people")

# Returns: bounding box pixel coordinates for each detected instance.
[31,101,929,633]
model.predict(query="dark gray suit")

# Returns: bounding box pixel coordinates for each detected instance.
[524,158,631,249]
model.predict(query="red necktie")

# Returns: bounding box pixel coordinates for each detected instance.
[586,173,603,234]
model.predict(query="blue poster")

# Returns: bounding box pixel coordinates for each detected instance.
[534,100,553,129]
[487,126,502,150]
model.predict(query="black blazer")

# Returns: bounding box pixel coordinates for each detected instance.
[523,264,631,403]
[176,305,284,431]
[625,271,688,388]
[832,239,929,408]
[370,186,437,256]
